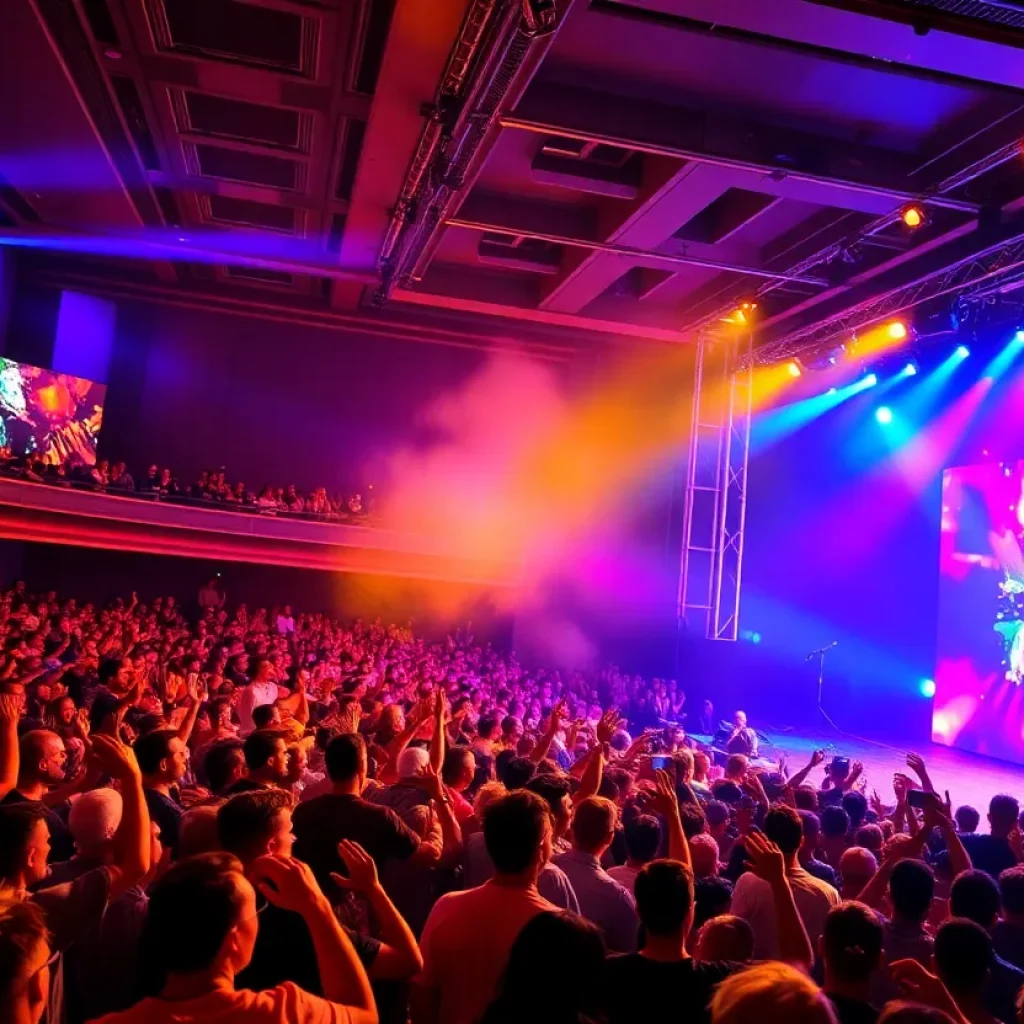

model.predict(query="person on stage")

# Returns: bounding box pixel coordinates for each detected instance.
[725,710,759,758]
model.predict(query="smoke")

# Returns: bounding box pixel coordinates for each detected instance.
[374,341,698,666]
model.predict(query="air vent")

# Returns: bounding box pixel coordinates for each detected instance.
[150,0,316,74]
[81,0,120,45]
[869,0,1024,30]
[194,144,299,190]
[208,195,295,233]
[154,186,182,227]
[335,120,366,201]
[111,76,161,171]
[226,265,294,286]
[181,92,303,150]
[326,213,348,254]
[355,0,396,94]
[675,188,776,245]
[478,234,562,273]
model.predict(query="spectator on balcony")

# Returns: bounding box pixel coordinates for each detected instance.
[110,462,134,491]
[139,465,160,493]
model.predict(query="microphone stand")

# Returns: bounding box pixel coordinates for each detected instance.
[814,646,839,732]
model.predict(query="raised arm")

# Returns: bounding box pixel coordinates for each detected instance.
[0,692,19,801]
[530,698,568,765]
[93,734,152,900]
[786,749,825,792]
[252,855,377,1024]
[429,690,446,777]
[743,831,814,969]
[331,841,423,980]
[906,753,936,795]
[650,768,690,869]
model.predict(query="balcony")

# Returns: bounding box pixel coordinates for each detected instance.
[0,477,511,586]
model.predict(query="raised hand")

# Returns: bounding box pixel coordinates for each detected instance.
[1008,827,1024,864]
[743,830,787,886]
[890,959,961,1017]
[596,709,623,744]
[251,855,325,914]
[906,752,928,780]
[0,692,19,725]
[413,764,446,803]
[649,768,679,818]
[330,840,380,894]
[89,734,140,781]
[809,749,826,767]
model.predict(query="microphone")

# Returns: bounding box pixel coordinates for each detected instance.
[805,640,838,661]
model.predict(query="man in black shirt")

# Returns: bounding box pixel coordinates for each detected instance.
[822,902,882,1024]
[293,734,440,899]
[1,729,75,861]
[224,729,291,796]
[604,859,743,1024]
[217,789,422,1024]
[134,730,187,858]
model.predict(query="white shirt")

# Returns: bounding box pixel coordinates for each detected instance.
[236,680,279,733]
[606,863,641,894]
[731,864,840,960]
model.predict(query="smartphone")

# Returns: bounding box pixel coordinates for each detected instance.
[830,755,850,775]
[907,789,928,809]
[650,754,672,771]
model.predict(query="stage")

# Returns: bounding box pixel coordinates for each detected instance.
[756,727,1024,814]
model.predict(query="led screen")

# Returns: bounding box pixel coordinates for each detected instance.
[935,460,1024,763]
[0,357,106,466]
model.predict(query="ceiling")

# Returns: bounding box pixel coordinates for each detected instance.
[4,0,1024,357]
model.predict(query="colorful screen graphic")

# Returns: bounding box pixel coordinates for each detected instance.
[0,358,106,467]
[935,460,1024,764]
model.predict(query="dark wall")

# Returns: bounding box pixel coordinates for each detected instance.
[96,298,499,496]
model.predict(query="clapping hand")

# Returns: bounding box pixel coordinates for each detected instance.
[251,855,325,914]
[743,831,788,887]
[330,840,380,895]
[890,959,961,1018]
[88,734,140,781]
[596,709,624,744]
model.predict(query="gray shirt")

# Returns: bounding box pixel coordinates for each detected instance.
[554,847,638,952]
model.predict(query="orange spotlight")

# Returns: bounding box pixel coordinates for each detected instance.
[886,320,908,341]
[901,205,925,229]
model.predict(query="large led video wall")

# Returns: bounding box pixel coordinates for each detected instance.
[935,460,1024,764]
[0,357,106,466]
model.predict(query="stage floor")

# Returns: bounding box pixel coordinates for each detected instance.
[756,728,1024,814]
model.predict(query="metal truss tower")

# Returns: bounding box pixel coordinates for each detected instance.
[678,330,753,641]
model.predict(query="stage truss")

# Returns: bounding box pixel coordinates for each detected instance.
[678,330,753,641]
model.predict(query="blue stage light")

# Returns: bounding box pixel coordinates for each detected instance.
[862,373,878,387]
[875,406,893,424]
[919,678,936,698]
[955,345,970,359]
[902,362,918,377]
[1015,330,1024,344]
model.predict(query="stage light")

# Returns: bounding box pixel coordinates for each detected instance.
[919,677,936,698]
[886,320,908,341]
[901,362,918,377]
[875,406,893,424]
[862,373,878,387]
[786,361,801,378]
[1015,329,1024,344]
[955,345,970,359]
[901,206,925,229]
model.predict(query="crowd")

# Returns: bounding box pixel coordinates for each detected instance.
[0,579,1022,1024]
[0,451,373,521]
